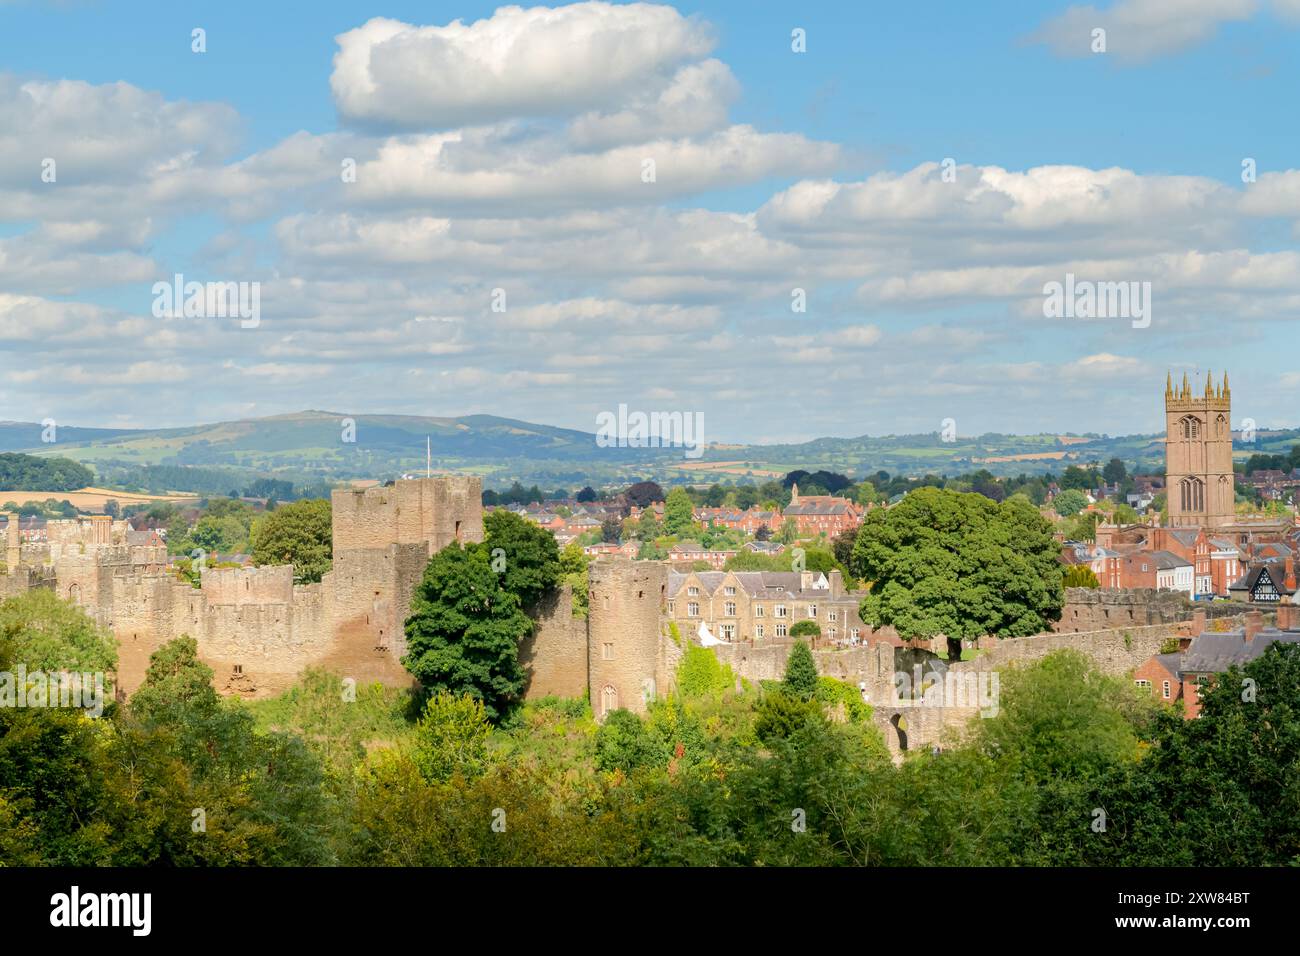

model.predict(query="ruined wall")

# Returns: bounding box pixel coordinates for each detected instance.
[1056,587,1240,632]
[520,586,589,700]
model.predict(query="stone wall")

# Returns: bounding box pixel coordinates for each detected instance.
[1056,587,1240,632]
[520,586,589,700]
[588,558,666,717]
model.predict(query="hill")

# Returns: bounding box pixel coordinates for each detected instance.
[6,411,1298,493]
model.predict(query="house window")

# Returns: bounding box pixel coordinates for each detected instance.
[756,624,764,638]
[724,601,736,616]
[829,610,838,622]
[668,602,674,614]
[755,605,764,617]
[776,623,788,638]
[724,586,736,596]
[688,602,699,617]
[850,628,860,642]
[808,604,817,618]
[1162,680,1171,699]
[602,643,614,661]
[775,605,787,618]
[688,586,699,596]
[1135,679,1151,691]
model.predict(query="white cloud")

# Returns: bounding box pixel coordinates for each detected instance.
[331,3,715,129]
[1029,0,1261,62]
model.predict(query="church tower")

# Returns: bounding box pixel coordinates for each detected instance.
[1165,371,1234,528]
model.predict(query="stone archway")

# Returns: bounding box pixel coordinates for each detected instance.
[889,712,908,752]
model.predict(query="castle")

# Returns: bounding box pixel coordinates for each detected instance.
[2,477,483,697]
[1165,371,1234,529]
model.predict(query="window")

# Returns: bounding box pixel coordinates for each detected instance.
[754,605,765,617]
[775,623,788,638]
[1179,415,1202,440]
[1179,476,1205,513]
[233,664,243,676]
[668,602,675,614]
[688,586,699,596]
[601,685,618,717]
[850,628,860,642]
[808,604,817,618]
[775,604,787,618]
[724,601,736,616]
[1135,679,1151,691]
[755,624,764,638]
[829,610,838,622]
[1162,680,1171,699]
[688,602,699,617]
[602,643,614,661]
[724,586,736,596]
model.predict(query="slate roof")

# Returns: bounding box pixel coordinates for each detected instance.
[1182,629,1300,673]
[1150,550,1192,570]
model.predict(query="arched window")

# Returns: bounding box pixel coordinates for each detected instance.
[1215,414,1227,436]
[1179,416,1202,440]
[601,684,618,717]
[1180,476,1205,513]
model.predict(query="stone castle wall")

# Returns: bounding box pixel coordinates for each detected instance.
[519,586,589,700]
[1056,587,1242,633]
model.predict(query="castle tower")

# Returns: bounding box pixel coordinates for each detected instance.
[1165,371,1234,529]
[587,558,667,719]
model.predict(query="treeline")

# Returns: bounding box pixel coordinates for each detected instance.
[1241,444,1300,475]
[0,453,93,492]
[94,461,332,500]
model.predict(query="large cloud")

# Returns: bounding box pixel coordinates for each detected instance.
[331,3,716,129]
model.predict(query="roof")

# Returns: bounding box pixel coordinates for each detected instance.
[667,570,837,600]
[1150,550,1192,570]
[1229,564,1294,595]
[1182,629,1300,673]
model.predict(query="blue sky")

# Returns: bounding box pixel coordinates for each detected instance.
[1,0,1298,444]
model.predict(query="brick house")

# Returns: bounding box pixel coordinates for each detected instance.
[782,484,863,538]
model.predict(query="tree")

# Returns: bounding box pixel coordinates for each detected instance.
[663,487,696,537]
[625,481,665,508]
[636,509,660,541]
[1102,458,1128,485]
[600,514,621,543]
[851,487,1064,661]
[411,692,492,783]
[402,543,530,722]
[782,640,820,700]
[1053,489,1088,517]
[483,508,561,608]
[789,619,822,641]
[777,517,799,545]
[0,590,118,676]
[576,486,597,503]
[250,498,332,583]
[559,541,590,617]
[675,645,736,699]
[1063,565,1100,588]
[1059,465,1099,491]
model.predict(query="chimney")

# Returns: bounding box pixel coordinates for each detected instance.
[827,569,843,597]
[1244,610,1264,643]
[1191,608,1206,636]
[1286,555,1296,592]
[1278,600,1298,632]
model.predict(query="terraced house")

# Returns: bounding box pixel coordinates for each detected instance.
[665,569,874,648]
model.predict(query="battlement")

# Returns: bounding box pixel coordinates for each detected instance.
[331,476,483,555]
[201,564,295,606]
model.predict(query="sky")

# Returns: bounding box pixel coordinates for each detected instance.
[1,0,1299,444]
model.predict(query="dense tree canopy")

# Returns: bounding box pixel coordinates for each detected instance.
[851,487,1063,659]
[249,498,332,583]
[0,453,93,492]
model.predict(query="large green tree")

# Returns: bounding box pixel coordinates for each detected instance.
[250,498,332,583]
[663,487,696,537]
[402,543,532,722]
[0,590,118,677]
[851,487,1063,660]
[483,508,561,608]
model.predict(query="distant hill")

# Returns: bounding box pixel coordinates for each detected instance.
[6,410,1298,493]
